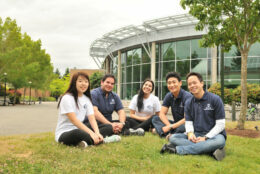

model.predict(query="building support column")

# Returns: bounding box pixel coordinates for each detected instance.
[211,46,217,85]
[117,50,121,97]
[151,42,156,93]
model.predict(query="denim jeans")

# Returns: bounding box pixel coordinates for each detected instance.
[169,132,226,155]
[152,116,185,137]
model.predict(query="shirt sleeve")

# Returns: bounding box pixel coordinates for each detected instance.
[91,90,99,107]
[129,95,137,111]
[206,119,225,138]
[114,94,124,111]
[162,93,171,108]
[213,95,226,120]
[185,121,194,133]
[60,95,75,114]
[154,96,161,112]
[184,97,193,121]
[85,98,94,117]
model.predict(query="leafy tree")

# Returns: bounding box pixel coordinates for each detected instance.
[181,0,260,129]
[55,68,61,78]
[63,67,70,78]
[90,72,104,89]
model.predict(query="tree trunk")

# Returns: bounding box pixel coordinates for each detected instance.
[14,88,17,105]
[236,51,248,130]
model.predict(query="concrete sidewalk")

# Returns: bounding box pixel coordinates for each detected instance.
[0,102,58,136]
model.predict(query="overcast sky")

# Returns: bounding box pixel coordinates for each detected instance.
[0,0,187,74]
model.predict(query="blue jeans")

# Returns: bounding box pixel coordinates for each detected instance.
[152,116,185,137]
[169,133,226,155]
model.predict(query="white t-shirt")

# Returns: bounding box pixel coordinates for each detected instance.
[129,94,161,117]
[55,93,94,142]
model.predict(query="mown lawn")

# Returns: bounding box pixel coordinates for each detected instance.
[0,122,260,174]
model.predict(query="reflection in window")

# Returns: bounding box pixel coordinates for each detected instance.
[176,60,190,79]
[191,59,207,80]
[162,42,175,61]
[132,65,141,82]
[191,39,207,59]
[142,64,151,81]
[176,40,190,60]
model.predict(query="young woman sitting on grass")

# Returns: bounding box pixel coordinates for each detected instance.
[127,79,161,135]
[55,72,120,148]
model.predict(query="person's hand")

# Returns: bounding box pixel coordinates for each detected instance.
[117,122,124,132]
[90,133,101,145]
[111,123,120,134]
[187,132,196,143]
[96,133,104,142]
[162,124,172,133]
[166,134,172,141]
[195,136,206,143]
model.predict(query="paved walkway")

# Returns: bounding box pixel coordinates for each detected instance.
[0,102,58,136]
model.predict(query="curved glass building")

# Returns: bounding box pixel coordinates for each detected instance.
[90,14,260,100]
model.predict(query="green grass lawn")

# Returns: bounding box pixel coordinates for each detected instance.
[1,122,260,174]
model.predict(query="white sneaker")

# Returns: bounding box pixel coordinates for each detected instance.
[104,135,121,143]
[77,141,88,148]
[129,128,145,136]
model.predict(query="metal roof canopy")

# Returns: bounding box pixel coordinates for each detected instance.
[90,14,198,69]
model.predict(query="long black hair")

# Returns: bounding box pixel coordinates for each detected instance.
[137,79,154,112]
[58,72,91,109]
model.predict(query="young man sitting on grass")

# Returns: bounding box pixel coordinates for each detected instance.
[160,72,227,161]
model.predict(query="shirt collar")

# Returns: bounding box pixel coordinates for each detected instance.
[171,88,183,99]
[194,91,208,102]
[98,87,111,97]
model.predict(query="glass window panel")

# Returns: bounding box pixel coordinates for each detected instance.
[142,63,151,81]
[121,66,125,84]
[162,42,175,61]
[132,65,141,82]
[248,42,260,56]
[162,62,175,81]
[156,63,160,82]
[176,60,190,80]
[224,45,239,57]
[191,59,207,80]
[156,44,160,62]
[161,81,168,99]
[191,39,207,59]
[248,57,260,79]
[126,83,132,100]
[142,48,151,63]
[121,83,127,100]
[176,40,190,60]
[127,50,132,66]
[223,58,241,79]
[132,83,141,96]
[126,66,132,83]
[132,48,141,65]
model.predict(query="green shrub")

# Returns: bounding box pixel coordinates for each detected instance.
[209,83,260,104]
[208,83,233,104]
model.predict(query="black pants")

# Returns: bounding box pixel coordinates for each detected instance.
[126,116,155,131]
[58,123,113,146]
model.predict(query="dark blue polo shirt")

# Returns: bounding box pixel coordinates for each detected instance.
[162,88,192,123]
[91,87,123,122]
[185,91,227,138]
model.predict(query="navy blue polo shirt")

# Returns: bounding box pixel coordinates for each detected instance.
[91,87,123,122]
[185,91,227,138]
[162,88,192,123]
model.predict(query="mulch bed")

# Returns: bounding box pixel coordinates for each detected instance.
[226,128,260,138]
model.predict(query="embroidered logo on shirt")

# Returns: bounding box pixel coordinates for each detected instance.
[110,99,115,105]
[147,105,153,110]
[83,104,88,109]
[204,104,214,110]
